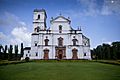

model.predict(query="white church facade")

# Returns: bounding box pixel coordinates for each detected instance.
[21,9,91,60]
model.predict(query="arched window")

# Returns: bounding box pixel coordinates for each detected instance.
[35,43,37,46]
[59,25,62,33]
[36,52,38,56]
[72,39,78,46]
[37,29,39,32]
[72,36,78,46]
[35,26,40,32]
[58,37,63,46]
[84,53,86,56]
[38,14,40,19]
[44,39,49,46]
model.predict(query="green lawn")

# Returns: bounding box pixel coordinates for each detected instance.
[0,61,120,80]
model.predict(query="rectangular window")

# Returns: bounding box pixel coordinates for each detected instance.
[38,15,40,19]
[84,53,86,56]
[36,52,38,56]
[45,39,49,46]
[58,37,63,46]
[35,43,37,46]
[72,39,78,46]
[73,41,76,46]
[59,25,62,33]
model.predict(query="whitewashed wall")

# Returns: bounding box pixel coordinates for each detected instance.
[22,9,91,60]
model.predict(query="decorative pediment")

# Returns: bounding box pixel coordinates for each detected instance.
[50,16,71,23]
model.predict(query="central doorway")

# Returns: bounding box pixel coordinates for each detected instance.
[58,50,63,59]
[55,46,66,59]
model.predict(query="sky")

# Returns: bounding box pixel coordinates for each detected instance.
[0,0,120,50]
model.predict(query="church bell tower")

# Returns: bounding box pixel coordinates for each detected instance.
[33,9,47,32]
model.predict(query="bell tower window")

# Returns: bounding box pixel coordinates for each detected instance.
[59,25,62,33]
[36,28,39,32]
[34,26,40,32]
[38,14,40,19]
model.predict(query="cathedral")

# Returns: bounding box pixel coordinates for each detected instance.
[21,9,91,60]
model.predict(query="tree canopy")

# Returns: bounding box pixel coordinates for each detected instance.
[91,41,120,60]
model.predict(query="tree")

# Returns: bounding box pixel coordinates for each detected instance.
[91,41,120,60]
[96,45,103,59]
[20,43,24,57]
[4,45,7,53]
[91,48,98,60]
[8,45,13,60]
[0,45,5,60]
[0,46,1,54]
[102,44,111,60]
[3,45,7,59]
[111,42,120,59]
[0,44,4,53]
[0,45,3,59]
[15,45,18,60]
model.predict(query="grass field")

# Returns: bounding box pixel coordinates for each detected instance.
[0,61,120,80]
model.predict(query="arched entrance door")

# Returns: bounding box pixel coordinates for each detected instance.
[72,48,78,59]
[58,50,63,59]
[43,48,49,60]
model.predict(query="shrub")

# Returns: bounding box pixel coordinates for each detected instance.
[25,57,30,62]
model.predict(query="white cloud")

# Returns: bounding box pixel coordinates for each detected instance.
[0,26,31,53]
[74,0,120,16]
[102,0,120,15]
[104,42,112,45]
[19,21,26,26]
[0,32,10,45]
[0,27,31,47]
[0,11,30,29]
[76,0,99,16]
[101,5,112,15]
[101,38,112,45]
[0,32,6,39]
[0,11,31,48]
[11,26,31,46]
[0,12,19,26]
